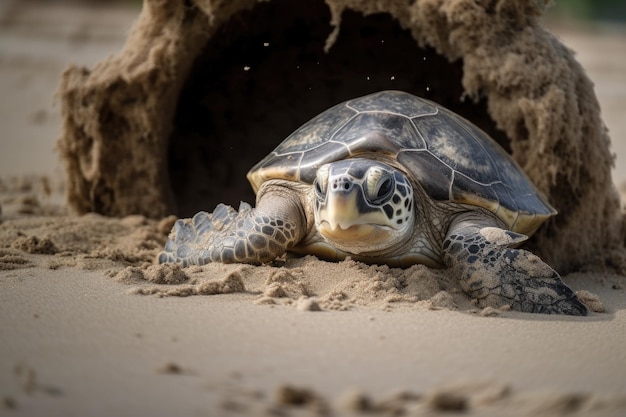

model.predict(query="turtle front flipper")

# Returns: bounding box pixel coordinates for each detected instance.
[443,213,587,316]
[158,183,308,266]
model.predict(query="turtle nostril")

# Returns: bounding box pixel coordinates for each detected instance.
[331,177,352,192]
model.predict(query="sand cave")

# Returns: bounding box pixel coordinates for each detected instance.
[57,0,625,273]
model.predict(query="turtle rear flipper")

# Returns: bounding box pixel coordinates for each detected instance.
[158,184,307,266]
[443,213,588,316]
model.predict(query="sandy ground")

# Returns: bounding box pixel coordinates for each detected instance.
[1,2,626,417]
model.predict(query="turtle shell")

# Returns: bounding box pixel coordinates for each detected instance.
[248,90,556,235]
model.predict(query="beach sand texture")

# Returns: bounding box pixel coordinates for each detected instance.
[1,1,626,416]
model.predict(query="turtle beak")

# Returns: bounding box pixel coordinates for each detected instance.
[325,188,361,231]
[320,175,362,231]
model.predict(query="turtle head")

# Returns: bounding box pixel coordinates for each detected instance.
[313,159,415,254]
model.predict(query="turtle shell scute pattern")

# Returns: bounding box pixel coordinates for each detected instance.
[249,90,555,234]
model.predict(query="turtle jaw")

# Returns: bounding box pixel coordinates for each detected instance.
[318,221,394,244]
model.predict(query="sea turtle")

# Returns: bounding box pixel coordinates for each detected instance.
[159,90,587,315]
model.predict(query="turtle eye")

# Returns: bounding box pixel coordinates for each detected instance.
[365,167,395,204]
[314,180,325,198]
[315,166,329,200]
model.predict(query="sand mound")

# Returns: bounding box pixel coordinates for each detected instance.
[108,254,465,312]
[57,0,624,272]
[0,206,170,270]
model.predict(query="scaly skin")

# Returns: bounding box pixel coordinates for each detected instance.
[442,212,587,316]
[158,181,308,266]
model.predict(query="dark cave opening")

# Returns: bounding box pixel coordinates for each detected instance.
[168,0,509,217]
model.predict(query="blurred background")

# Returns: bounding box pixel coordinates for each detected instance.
[546,0,626,23]
[0,0,624,187]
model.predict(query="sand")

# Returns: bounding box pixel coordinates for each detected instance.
[2,2,626,417]
[1,208,625,416]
